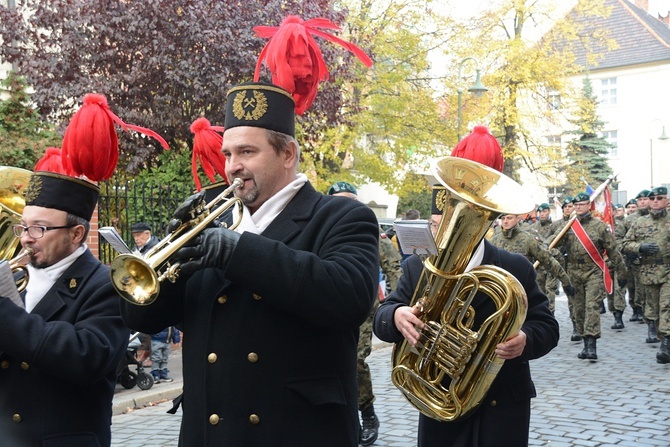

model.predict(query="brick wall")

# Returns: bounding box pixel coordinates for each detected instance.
[88,205,99,259]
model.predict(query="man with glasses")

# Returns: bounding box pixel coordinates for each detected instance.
[622,186,670,362]
[0,171,129,446]
[557,192,625,360]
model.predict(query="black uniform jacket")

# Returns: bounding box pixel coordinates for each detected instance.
[0,249,129,447]
[374,240,559,447]
[121,182,380,447]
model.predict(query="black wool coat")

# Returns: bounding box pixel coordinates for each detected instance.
[122,183,380,447]
[0,249,130,447]
[374,240,559,447]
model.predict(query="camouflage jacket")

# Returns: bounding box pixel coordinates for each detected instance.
[621,210,670,285]
[489,224,571,286]
[616,210,649,265]
[380,233,402,292]
[530,219,554,244]
[559,213,624,276]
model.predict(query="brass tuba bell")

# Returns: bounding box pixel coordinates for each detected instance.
[0,166,32,260]
[110,178,243,306]
[390,156,535,422]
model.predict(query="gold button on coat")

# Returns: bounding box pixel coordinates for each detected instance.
[249,414,260,424]
[217,295,228,304]
[207,353,218,363]
[247,352,258,363]
[252,293,262,301]
[209,414,220,425]
[20,362,29,370]
[490,400,497,407]
[12,414,21,423]
[1,360,8,369]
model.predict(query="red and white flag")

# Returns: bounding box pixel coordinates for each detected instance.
[591,185,615,233]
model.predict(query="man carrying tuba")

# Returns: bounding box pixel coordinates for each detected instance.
[373,126,559,447]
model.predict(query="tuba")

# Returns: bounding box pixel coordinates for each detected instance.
[0,166,33,260]
[391,156,535,422]
[110,178,244,306]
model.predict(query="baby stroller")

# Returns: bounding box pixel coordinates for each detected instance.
[116,332,154,390]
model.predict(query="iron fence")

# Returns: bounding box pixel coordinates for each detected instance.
[98,180,192,265]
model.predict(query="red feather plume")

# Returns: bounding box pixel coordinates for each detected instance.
[254,15,373,115]
[190,118,228,191]
[61,93,170,181]
[34,147,67,174]
[451,126,504,173]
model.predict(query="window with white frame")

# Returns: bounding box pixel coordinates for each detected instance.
[603,130,618,157]
[600,78,617,105]
[546,135,561,145]
[548,92,561,110]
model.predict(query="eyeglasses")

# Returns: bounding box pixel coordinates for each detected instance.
[649,196,667,201]
[12,224,76,239]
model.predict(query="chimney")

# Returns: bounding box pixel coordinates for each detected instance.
[659,12,670,27]
[635,0,649,12]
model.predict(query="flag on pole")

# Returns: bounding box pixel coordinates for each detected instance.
[592,185,615,233]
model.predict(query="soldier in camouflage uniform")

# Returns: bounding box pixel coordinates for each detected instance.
[558,192,625,360]
[618,190,651,323]
[622,186,670,362]
[550,196,583,341]
[609,204,628,329]
[490,214,574,302]
[530,203,560,313]
[328,181,402,445]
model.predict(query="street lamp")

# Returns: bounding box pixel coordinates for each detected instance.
[457,57,488,141]
[649,119,669,188]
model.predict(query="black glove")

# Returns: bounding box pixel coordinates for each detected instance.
[166,191,207,233]
[563,284,575,297]
[173,227,240,277]
[617,278,627,288]
[639,243,660,255]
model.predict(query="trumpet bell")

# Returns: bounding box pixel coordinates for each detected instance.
[110,254,159,306]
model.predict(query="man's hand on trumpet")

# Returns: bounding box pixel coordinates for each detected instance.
[166,191,207,234]
[172,228,240,277]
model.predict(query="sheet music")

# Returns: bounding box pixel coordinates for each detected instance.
[99,226,132,255]
[393,219,438,256]
[0,260,23,309]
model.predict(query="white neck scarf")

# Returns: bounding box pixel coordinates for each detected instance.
[464,239,486,273]
[235,173,308,235]
[25,244,87,313]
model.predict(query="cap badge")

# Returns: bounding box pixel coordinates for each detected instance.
[24,175,43,204]
[232,89,268,121]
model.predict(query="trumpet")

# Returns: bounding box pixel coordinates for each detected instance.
[9,247,32,293]
[110,178,244,306]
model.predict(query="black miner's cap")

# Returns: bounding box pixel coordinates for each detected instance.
[224,82,295,137]
[24,172,99,221]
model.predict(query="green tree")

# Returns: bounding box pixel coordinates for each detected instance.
[311,0,455,195]
[0,71,61,170]
[563,76,614,191]
[451,0,616,182]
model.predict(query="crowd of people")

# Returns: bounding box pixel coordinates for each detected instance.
[3,12,666,447]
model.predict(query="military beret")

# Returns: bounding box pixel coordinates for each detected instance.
[537,203,550,211]
[572,192,590,203]
[626,199,637,206]
[561,196,573,207]
[131,222,152,233]
[327,181,357,196]
[636,189,651,199]
[649,186,668,197]
[613,203,624,209]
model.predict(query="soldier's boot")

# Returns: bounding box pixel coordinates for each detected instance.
[585,336,598,360]
[629,306,642,322]
[646,321,660,343]
[599,301,606,314]
[360,404,380,446]
[577,338,588,359]
[656,336,670,364]
[570,321,582,342]
[611,311,625,330]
